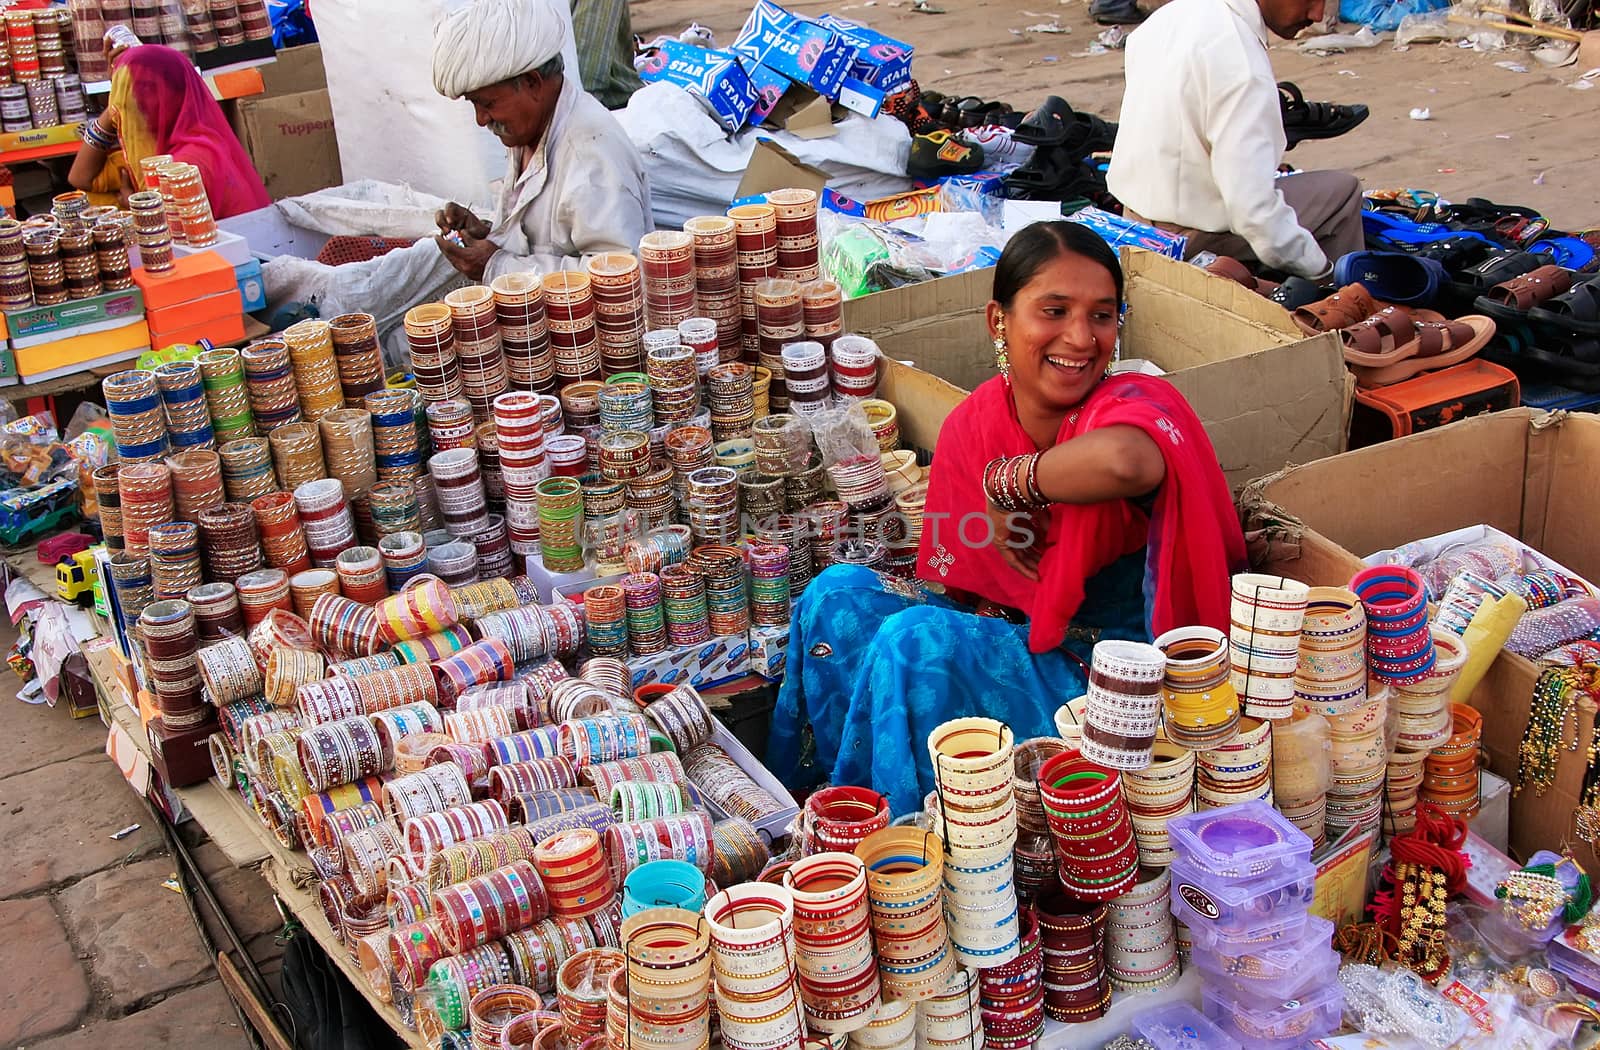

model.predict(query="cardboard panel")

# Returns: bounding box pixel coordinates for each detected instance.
[840,266,994,392]
[877,357,966,465]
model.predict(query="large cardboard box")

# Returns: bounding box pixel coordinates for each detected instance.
[230,43,341,201]
[842,250,1351,489]
[1244,408,1600,860]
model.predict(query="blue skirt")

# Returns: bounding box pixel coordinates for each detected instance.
[767,558,1151,816]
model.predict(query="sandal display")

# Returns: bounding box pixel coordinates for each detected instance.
[1472,265,1574,324]
[1349,315,1496,387]
[1333,251,1449,307]
[1293,284,1381,336]
[1527,275,1600,336]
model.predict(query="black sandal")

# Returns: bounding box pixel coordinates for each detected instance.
[1448,249,1544,299]
[1528,276,1600,336]
[1014,96,1073,148]
[1279,81,1369,150]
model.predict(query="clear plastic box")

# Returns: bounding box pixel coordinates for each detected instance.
[1201,981,1343,1050]
[1166,800,1313,882]
[1191,940,1339,1003]
[1168,857,1316,950]
[1132,1000,1242,1050]
[1188,914,1336,995]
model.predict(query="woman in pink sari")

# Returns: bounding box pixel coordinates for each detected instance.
[70,44,269,218]
[769,221,1247,813]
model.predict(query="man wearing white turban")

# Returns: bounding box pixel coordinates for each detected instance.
[429,0,652,282]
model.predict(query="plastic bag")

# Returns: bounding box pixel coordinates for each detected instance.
[1504,597,1600,657]
[808,401,879,469]
[1394,9,1467,45]
[1340,0,1445,31]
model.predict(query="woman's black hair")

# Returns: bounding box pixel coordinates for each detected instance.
[992,220,1124,310]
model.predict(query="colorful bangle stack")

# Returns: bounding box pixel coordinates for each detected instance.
[423,827,540,893]
[1324,690,1388,836]
[981,453,1046,512]
[1384,747,1428,838]
[341,820,404,902]
[198,347,257,443]
[420,942,515,1036]
[432,638,515,705]
[294,477,357,568]
[602,810,717,885]
[300,782,384,852]
[372,577,460,646]
[684,743,786,823]
[118,460,174,555]
[297,715,385,793]
[251,491,313,575]
[189,582,244,642]
[854,828,957,1004]
[1123,738,1198,867]
[283,318,347,422]
[1392,627,1469,753]
[148,521,204,601]
[140,599,207,728]
[1034,882,1111,1022]
[1105,867,1179,993]
[457,679,542,730]
[622,571,668,656]
[167,449,226,520]
[431,859,551,954]
[1197,714,1275,812]
[609,781,690,822]
[1270,708,1331,850]
[1229,573,1311,720]
[976,906,1045,1049]
[585,752,687,799]
[369,701,444,767]
[268,421,327,492]
[308,592,384,658]
[1037,751,1139,901]
[706,881,808,1049]
[1421,703,1482,819]
[617,906,713,1048]
[240,339,302,434]
[196,636,261,706]
[1082,640,1166,769]
[507,789,598,827]
[710,818,771,889]
[1155,626,1241,751]
[334,545,387,606]
[801,785,890,857]
[383,763,472,824]
[926,716,1021,969]
[289,568,338,619]
[782,851,881,1034]
[535,828,615,919]
[1294,587,1369,717]
[1352,565,1436,687]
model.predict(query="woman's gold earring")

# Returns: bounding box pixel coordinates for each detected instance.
[993,318,1010,375]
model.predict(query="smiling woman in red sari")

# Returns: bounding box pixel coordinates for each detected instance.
[767,221,1247,814]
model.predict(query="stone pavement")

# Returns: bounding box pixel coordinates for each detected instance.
[0,614,270,1048]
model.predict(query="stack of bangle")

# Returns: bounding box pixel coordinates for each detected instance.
[299,783,383,851]
[981,454,1046,512]
[1421,703,1482,819]
[1384,747,1428,838]
[684,743,787,823]
[424,828,540,893]
[1155,626,1241,751]
[468,984,541,1050]
[386,920,449,993]
[915,968,983,1050]
[80,114,117,151]
[705,882,808,1048]
[1324,689,1389,836]
[297,715,384,792]
[976,907,1045,1049]
[644,683,715,751]
[350,663,440,717]
[585,753,687,800]
[1294,587,1369,717]
[783,852,881,1034]
[382,763,472,824]
[432,637,515,704]
[295,675,364,725]
[372,577,461,645]
[457,680,542,730]
[1229,573,1311,721]
[855,828,958,1003]
[196,635,262,706]
[927,716,1021,969]
[432,860,551,953]
[1352,565,1436,687]
[340,820,404,903]
[394,732,450,776]
[1105,867,1179,992]
[507,789,600,826]
[1196,715,1274,812]
[369,701,444,766]
[620,907,714,1048]
[307,591,383,659]
[801,786,890,857]
[401,800,509,875]
[711,818,771,887]
[1123,738,1198,867]
[391,625,471,666]
[419,943,515,1037]
[1270,709,1330,851]
[556,947,624,1037]
[1082,640,1166,769]
[535,828,615,919]
[621,858,711,917]
[1034,883,1111,1022]
[610,781,690,822]
[1037,751,1139,901]
[603,810,716,885]
[850,1000,916,1050]
[1392,628,1468,753]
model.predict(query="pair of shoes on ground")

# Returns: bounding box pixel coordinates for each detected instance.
[1293,283,1496,388]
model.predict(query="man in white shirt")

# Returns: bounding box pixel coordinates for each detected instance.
[1106,0,1363,279]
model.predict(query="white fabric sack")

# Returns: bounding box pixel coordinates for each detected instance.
[270,179,487,241]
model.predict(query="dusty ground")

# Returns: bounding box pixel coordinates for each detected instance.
[632,0,1600,226]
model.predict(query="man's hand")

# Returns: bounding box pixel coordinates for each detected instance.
[434,203,492,240]
[436,233,498,281]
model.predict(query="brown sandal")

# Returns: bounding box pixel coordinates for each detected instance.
[1474,264,1573,322]
[1294,284,1379,336]
[1341,307,1424,367]
[1351,315,1497,387]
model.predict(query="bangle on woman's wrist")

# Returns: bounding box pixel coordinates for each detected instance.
[984,453,1049,512]
[80,118,117,151]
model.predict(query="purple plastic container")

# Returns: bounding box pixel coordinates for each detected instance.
[1167,799,1313,882]
[1132,1001,1241,1050]
[1168,856,1316,950]
[1192,941,1340,1003]
[1201,981,1343,1050]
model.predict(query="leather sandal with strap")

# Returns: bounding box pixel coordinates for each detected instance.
[1350,315,1497,387]
[1473,264,1573,323]
[1528,276,1600,336]
[1294,283,1379,336]
[1341,306,1427,368]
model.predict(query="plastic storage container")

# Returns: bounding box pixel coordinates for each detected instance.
[1188,915,1337,999]
[1168,857,1316,949]
[1166,800,1313,882]
[1132,1000,1242,1050]
[1191,939,1339,1004]
[1201,981,1343,1050]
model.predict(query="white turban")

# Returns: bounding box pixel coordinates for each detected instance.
[432,0,581,99]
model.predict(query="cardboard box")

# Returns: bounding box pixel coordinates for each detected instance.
[133,251,238,310]
[637,41,758,132]
[733,0,859,100]
[749,623,790,680]
[0,123,83,152]
[846,249,1351,489]
[1246,408,1600,860]
[735,139,830,202]
[148,310,246,351]
[13,319,150,380]
[815,15,915,94]
[230,45,341,202]
[174,229,252,268]
[626,634,753,692]
[4,288,144,342]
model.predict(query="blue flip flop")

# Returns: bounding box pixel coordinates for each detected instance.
[1334,251,1450,307]
[1529,236,1599,273]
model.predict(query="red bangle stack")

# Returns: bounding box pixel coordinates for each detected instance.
[978,908,1046,1049]
[802,785,890,857]
[431,859,552,953]
[1035,883,1110,1023]
[534,828,615,919]
[1037,752,1139,902]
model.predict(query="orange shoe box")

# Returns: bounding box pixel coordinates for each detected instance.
[132,250,239,311]
[146,286,245,350]
[148,311,246,350]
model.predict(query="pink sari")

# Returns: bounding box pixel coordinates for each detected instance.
[113,45,270,219]
[917,372,1246,653]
